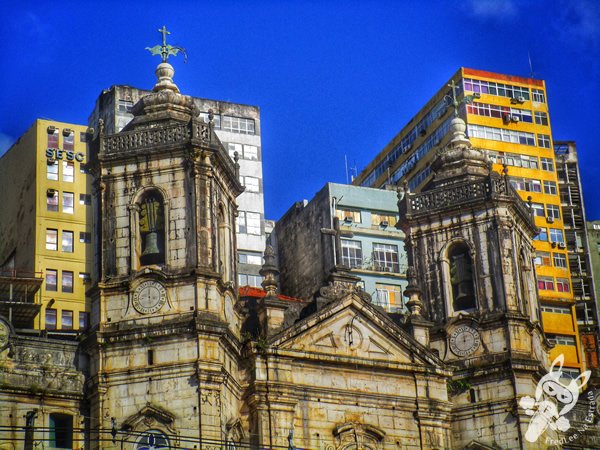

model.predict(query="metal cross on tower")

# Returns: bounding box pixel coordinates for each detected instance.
[145,25,187,63]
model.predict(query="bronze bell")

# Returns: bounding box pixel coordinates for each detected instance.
[142,231,160,257]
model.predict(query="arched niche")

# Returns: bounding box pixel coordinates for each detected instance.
[440,240,477,316]
[130,188,168,270]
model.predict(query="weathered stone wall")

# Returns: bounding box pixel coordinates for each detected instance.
[275,185,334,300]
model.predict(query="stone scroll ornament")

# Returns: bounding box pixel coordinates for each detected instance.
[519,354,591,442]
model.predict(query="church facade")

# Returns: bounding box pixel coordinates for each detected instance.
[1,32,599,450]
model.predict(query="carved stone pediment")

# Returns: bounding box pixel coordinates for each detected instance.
[122,403,176,434]
[332,422,385,450]
[464,440,501,450]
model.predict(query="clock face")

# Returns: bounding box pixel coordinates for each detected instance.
[132,281,167,315]
[449,325,481,357]
[0,318,9,350]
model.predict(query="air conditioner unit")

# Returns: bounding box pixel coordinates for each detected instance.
[46,188,57,197]
[503,114,511,124]
[551,241,557,248]
[380,220,389,228]
[546,216,555,223]
[47,126,57,133]
[512,115,520,122]
[558,242,566,249]
[47,158,56,165]
[343,216,353,224]
[62,128,73,136]
[472,92,481,99]
[419,129,426,137]
[510,96,526,104]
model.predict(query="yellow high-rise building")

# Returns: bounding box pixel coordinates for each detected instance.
[0,119,92,330]
[355,67,583,373]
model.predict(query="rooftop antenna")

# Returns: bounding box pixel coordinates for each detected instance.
[528,51,535,79]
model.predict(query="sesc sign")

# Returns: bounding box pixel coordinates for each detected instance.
[46,148,85,162]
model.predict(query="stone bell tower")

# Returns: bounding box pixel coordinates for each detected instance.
[84,27,245,449]
[398,115,552,448]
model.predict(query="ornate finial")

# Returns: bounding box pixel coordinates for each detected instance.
[260,245,279,297]
[208,109,215,128]
[404,266,424,317]
[146,26,187,63]
[98,118,105,135]
[445,79,481,118]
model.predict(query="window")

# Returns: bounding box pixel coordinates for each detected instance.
[238,273,262,287]
[371,213,397,228]
[79,312,89,330]
[550,228,565,243]
[46,229,58,251]
[240,176,260,192]
[79,163,89,174]
[47,160,59,180]
[47,128,59,148]
[547,335,576,346]
[541,157,554,172]
[374,284,402,312]
[79,194,91,205]
[200,112,221,128]
[243,144,258,160]
[534,251,551,266]
[237,211,261,235]
[227,142,243,159]
[341,240,362,268]
[532,89,546,103]
[531,203,545,217]
[118,100,133,112]
[463,78,530,101]
[535,227,548,241]
[47,190,59,212]
[509,178,541,193]
[62,271,74,293]
[62,310,73,330]
[538,277,554,290]
[222,116,255,134]
[46,269,57,291]
[535,111,549,125]
[62,231,74,252]
[238,252,263,266]
[79,232,91,243]
[467,124,535,146]
[335,209,361,223]
[547,204,560,220]
[544,181,557,195]
[62,161,74,182]
[62,192,74,214]
[135,430,169,450]
[49,413,73,449]
[553,253,567,268]
[556,278,570,293]
[538,134,551,148]
[541,305,571,314]
[63,132,74,151]
[46,308,57,329]
[372,243,399,273]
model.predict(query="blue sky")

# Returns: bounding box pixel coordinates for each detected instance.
[1,1,599,220]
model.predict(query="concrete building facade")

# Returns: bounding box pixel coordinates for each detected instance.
[554,141,599,370]
[274,183,408,312]
[354,68,584,374]
[0,120,93,331]
[88,85,266,289]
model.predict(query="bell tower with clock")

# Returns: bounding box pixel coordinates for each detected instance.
[84,27,245,448]
[398,114,552,449]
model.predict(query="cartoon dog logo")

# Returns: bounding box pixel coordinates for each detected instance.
[520,354,591,442]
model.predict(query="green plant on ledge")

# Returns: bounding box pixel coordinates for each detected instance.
[447,379,471,396]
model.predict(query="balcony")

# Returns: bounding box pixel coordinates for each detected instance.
[0,269,43,328]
